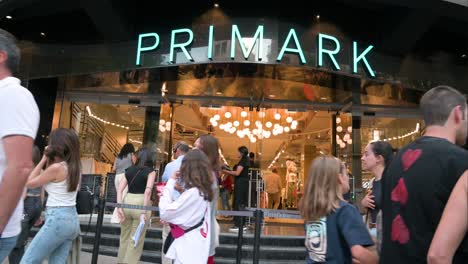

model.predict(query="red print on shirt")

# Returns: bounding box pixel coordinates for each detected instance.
[391,178,408,205]
[401,149,422,171]
[200,221,208,238]
[391,214,410,244]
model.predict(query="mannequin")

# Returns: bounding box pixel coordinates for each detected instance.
[285,160,299,208]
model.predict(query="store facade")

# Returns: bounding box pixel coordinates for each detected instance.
[18,13,466,209]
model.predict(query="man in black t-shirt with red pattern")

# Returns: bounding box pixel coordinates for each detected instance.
[381,86,468,263]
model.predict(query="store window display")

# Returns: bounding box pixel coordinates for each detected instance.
[284,159,301,209]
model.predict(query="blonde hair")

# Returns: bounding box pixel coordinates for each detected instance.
[299,156,345,222]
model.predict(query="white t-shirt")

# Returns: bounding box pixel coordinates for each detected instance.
[0,77,40,238]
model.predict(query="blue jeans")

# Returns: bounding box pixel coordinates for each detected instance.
[21,206,80,264]
[220,188,231,210]
[0,236,18,262]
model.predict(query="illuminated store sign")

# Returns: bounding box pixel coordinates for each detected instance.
[136,25,376,77]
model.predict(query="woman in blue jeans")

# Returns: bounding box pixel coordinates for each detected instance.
[21,128,81,263]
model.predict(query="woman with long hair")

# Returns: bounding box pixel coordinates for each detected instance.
[21,129,81,263]
[116,147,156,264]
[360,140,394,251]
[299,156,377,263]
[223,146,250,232]
[111,143,135,223]
[194,134,221,264]
[159,149,214,264]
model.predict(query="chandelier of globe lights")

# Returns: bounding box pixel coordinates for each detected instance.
[209,108,300,143]
[335,116,353,149]
[158,119,172,132]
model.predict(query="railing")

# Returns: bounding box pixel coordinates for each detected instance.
[71,102,122,164]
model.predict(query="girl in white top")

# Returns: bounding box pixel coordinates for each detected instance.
[21,128,81,263]
[159,149,214,264]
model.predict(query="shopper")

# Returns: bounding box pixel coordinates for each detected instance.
[223,146,250,232]
[380,86,468,263]
[263,168,283,209]
[8,146,44,264]
[160,141,189,264]
[111,143,135,224]
[0,29,39,262]
[428,170,468,263]
[360,140,394,251]
[194,134,221,264]
[21,128,81,263]
[220,170,233,211]
[116,147,156,264]
[159,149,214,264]
[299,156,377,264]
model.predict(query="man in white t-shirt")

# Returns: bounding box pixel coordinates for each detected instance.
[0,29,40,262]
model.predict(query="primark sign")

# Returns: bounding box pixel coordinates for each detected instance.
[136,25,376,78]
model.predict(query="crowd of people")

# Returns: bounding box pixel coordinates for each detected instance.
[0,27,467,264]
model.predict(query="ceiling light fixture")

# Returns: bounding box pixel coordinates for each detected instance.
[40,32,46,36]
[462,54,467,58]
[86,106,129,130]
[316,14,320,19]
[6,15,12,19]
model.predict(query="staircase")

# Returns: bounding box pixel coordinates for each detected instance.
[76,222,306,264]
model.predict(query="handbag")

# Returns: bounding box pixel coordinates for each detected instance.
[163,216,205,254]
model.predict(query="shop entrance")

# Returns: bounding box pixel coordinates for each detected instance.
[158,102,338,212]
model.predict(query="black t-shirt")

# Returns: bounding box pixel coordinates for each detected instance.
[381,136,468,263]
[235,157,250,183]
[125,165,153,194]
[305,201,374,263]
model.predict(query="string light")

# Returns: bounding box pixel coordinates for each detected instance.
[86,106,129,130]
[381,123,420,142]
[129,139,142,145]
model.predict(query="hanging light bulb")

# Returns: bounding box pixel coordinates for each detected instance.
[343,133,350,141]
[159,119,166,125]
[250,137,257,143]
[233,121,240,127]
[214,114,220,120]
[258,112,266,118]
[336,117,341,124]
[274,113,281,120]
[266,122,272,128]
[284,127,290,132]
[241,111,247,118]
[337,126,343,132]
[244,120,250,126]
[225,112,231,118]
[291,120,298,127]
[347,126,352,133]
[286,117,293,123]
[212,121,218,127]
[340,142,346,148]
[347,139,353,144]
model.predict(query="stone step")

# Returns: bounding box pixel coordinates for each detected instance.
[81,232,306,260]
[81,244,305,264]
[79,223,305,247]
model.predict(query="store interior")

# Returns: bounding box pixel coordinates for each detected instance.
[70,100,421,211]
